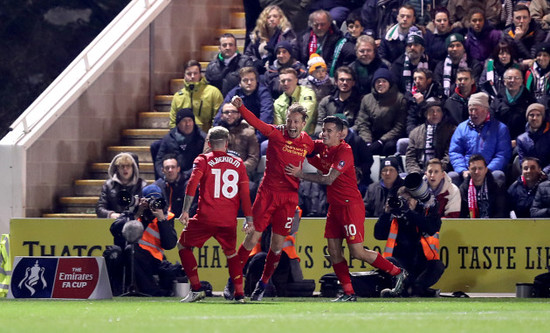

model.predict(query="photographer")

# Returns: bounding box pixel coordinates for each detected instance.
[109,184,178,296]
[374,173,445,297]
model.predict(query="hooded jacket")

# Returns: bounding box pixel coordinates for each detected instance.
[96,153,147,218]
[169,77,224,132]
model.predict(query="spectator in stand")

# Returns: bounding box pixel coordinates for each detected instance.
[531,179,550,217]
[300,53,334,104]
[215,67,273,143]
[530,0,550,31]
[264,41,307,98]
[449,92,512,187]
[355,68,407,156]
[391,31,430,94]
[490,67,537,145]
[205,33,254,96]
[330,10,364,72]
[348,35,389,96]
[479,39,521,97]
[408,0,439,27]
[308,0,356,28]
[405,68,446,137]
[298,10,343,67]
[447,0,502,29]
[444,67,477,125]
[96,152,147,219]
[434,33,483,97]
[525,42,550,106]
[378,4,419,64]
[315,66,361,137]
[169,60,223,132]
[406,98,456,174]
[517,103,550,175]
[206,103,260,186]
[273,68,317,135]
[503,4,547,65]
[155,108,206,182]
[425,7,459,70]
[245,5,298,74]
[508,157,547,218]
[365,156,404,217]
[464,7,503,62]
[458,154,508,218]
[425,158,461,218]
[154,154,187,218]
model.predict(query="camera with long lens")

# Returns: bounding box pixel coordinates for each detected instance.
[147,197,166,210]
[387,196,407,211]
[117,190,137,208]
[404,172,434,205]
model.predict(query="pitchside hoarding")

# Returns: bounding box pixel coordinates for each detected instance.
[9,218,550,293]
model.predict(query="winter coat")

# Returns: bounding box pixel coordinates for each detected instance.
[364,176,404,217]
[464,25,503,62]
[433,56,483,92]
[355,85,407,144]
[459,171,508,218]
[315,90,361,137]
[154,176,187,219]
[424,29,458,69]
[96,153,147,218]
[348,57,389,96]
[449,118,512,173]
[378,23,410,64]
[429,173,461,218]
[205,53,255,96]
[169,77,224,132]
[245,27,298,74]
[490,87,537,140]
[517,121,550,175]
[478,60,520,97]
[405,81,446,134]
[298,22,343,65]
[300,75,334,104]
[448,0,502,28]
[503,20,547,61]
[531,180,550,217]
[406,120,456,173]
[444,89,471,125]
[507,175,544,218]
[273,85,317,135]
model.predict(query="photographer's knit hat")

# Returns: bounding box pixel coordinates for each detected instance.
[142,184,163,199]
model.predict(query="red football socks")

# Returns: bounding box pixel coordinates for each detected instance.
[260,249,281,284]
[227,255,244,297]
[332,260,354,295]
[372,252,401,276]
[178,248,201,291]
[237,244,252,267]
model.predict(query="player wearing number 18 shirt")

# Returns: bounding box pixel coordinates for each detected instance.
[285,116,407,301]
[177,126,254,303]
[230,96,314,301]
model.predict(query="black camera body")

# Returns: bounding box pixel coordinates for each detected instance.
[387,196,408,211]
[147,197,166,211]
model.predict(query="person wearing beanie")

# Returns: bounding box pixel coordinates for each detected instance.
[391,30,429,93]
[433,32,482,97]
[517,102,550,177]
[108,183,178,296]
[503,4,547,63]
[300,53,334,104]
[355,68,407,155]
[170,59,223,132]
[449,91,512,187]
[264,40,307,98]
[364,156,405,217]
[525,41,550,104]
[490,67,537,142]
[154,107,206,180]
[406,97,456,174]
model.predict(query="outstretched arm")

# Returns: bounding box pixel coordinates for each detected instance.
[285,162,341,186]
[231,96,276,137]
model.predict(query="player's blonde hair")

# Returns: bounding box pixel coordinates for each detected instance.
[208,126,230,148]
[287,103,308,122]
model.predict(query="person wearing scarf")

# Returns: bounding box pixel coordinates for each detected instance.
[458,154,508,218]
[299,10,343,66]
[449,92,512,188]
[425,158,461,218]
[379,4,418,64]
[391,31,429,93]
[525,42,550,105]
[508,157,547,218]
[434,33,482,97]
[479,39,520,97]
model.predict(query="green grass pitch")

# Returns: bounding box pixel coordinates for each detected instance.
[1,296,550,333]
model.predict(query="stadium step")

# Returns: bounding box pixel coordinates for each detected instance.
[90,162,155,179]
[230,12,245,30]
[42,213,97,218]
[139,111,170,129]
[59,196,99,214]
[122,128,168,146]
[74,179,154,196]
[106,146,152,163]
[154,95,173,112]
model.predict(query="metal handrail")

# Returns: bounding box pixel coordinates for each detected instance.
[2,0,170,146]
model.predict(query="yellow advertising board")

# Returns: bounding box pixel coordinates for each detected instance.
[9,218,550,293]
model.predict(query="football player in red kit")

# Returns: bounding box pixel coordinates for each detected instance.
[229,95,314,301]
[178,126,254,303]
[285,116,408,301]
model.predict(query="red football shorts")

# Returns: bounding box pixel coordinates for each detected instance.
[252,188,298,236]
[325,201,365,244]
[178,217,237,255]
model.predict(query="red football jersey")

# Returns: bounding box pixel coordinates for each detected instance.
[186,151,252,226]
[238,104,314,192]
[308,140,363,205]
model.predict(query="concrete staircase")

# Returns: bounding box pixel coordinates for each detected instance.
[43,11,246,218]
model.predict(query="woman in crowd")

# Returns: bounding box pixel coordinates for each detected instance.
[479,39,520,97]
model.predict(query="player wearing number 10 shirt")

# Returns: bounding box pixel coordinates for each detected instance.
[177,127,254,303]
[285,116,407,302]
[230,95,314,301]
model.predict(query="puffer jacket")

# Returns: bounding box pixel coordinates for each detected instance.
[205,53,255,96]
[531,180,550,217]
[517,121,550,175]
[449,118,512,173]
[508,175,544,218]
[169,77,224,132]
[364,177,404,217]
[96,153,147,218]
